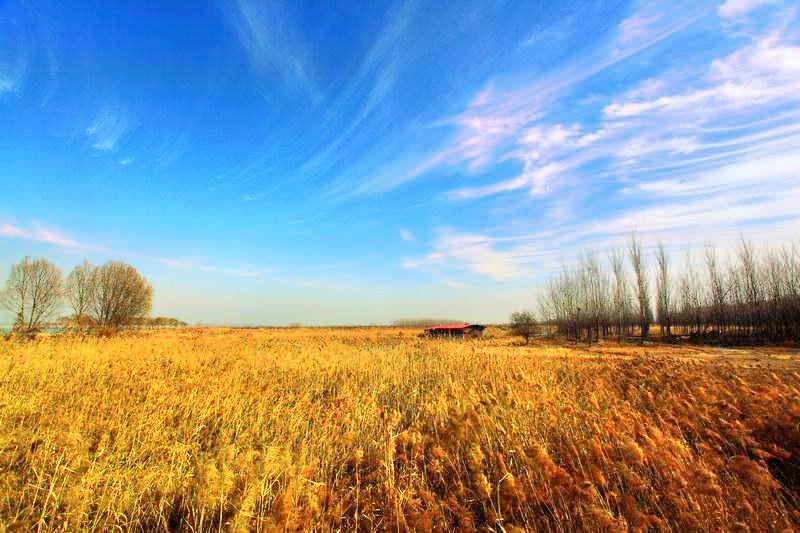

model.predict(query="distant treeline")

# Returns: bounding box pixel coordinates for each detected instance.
[392,318,466,327]
[536,233,800,344]
[56,315,186,329]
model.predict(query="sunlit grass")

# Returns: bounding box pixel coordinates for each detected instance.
[1,328,798,530]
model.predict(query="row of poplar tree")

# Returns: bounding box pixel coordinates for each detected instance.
[0,257,152,335]
[536,233,800,343]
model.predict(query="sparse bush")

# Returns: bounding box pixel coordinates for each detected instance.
[509,310,537,343]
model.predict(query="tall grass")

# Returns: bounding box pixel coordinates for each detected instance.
[1,328,798,530]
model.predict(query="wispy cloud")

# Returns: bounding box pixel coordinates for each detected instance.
[448,22,800,202]
[86,106,130,151]
[399,228,415,242]
[198,265,271,278]
[404,230,536,281]
[0,219,271,279]
[0,23,28,96]
[0,221,102,252]
[0,67,25,95]
[297,0,418,175]
[718,0,781,20]
[226,0,316,98]
[327,1,711,200]
[441,278,467,289]
[604,35,800,119]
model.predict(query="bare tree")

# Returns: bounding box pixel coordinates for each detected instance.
[675,249,704,336]
[89,261,153,328]
[654,240,673,339]
[608,247,630,344]
[65,260,95,328]
[627,232,652,343]
[510,310,537,344]
[580,250,610,343]
[536,290,554,336]
[537,234,800,344]
[0,257,63,335]
[704,243,726,337]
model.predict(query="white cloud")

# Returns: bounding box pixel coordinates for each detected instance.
[227,0,316,97]
[441,278,467,289]
[710,33,800,82]
[518,124,582,157]
[636,149,800,197]
[591,186,800,236]
[618,13,661,45]
[198,265,266,277]
[404,231,536,281]
[87,107,130,151]
[0,23,28,96]
[449,31,800,204]
[0,222,99,251]
[399,228,415,242]
[718,0,780,19]
[0,219,271,279]
[0,73,19,94]
[604,34,800,119]
[435,232,535,280]
[320,1,708,201]
[619,135,700,159]
[450,162,566,200]
[454,112,536,171]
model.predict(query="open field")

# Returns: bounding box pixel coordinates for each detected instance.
[1,328,800,531]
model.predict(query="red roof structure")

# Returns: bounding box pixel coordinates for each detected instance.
[423,323,486,338]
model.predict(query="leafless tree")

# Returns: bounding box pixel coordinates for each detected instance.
[580,250,611,343]
[703,244,726,336]
[89,261,153,328]
[0,257,63,335]
[537,235,800,344]
[675,250,704,335]
[654,240,673,339]
[627,232,652,343]
[536,290,553,335]
[609,247,631,344]
[65,260,95,328]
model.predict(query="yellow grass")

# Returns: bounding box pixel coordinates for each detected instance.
[1,328,799,531]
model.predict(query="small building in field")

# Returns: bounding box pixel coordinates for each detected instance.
[423,323,486,339]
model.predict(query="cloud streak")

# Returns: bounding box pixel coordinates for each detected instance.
[226,0,316,98]
[86,106,130,151]
[404,230,537,281]
[0,220,270,279]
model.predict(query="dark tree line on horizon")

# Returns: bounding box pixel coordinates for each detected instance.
[536,233,800,344]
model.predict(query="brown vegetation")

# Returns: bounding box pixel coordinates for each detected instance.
[1,328,798,531]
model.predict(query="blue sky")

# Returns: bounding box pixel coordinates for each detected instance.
[2,0,799,325]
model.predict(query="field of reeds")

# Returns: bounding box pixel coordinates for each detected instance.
[1,327,799,531]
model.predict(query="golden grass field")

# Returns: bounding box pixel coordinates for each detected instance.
[1,327,799,531]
